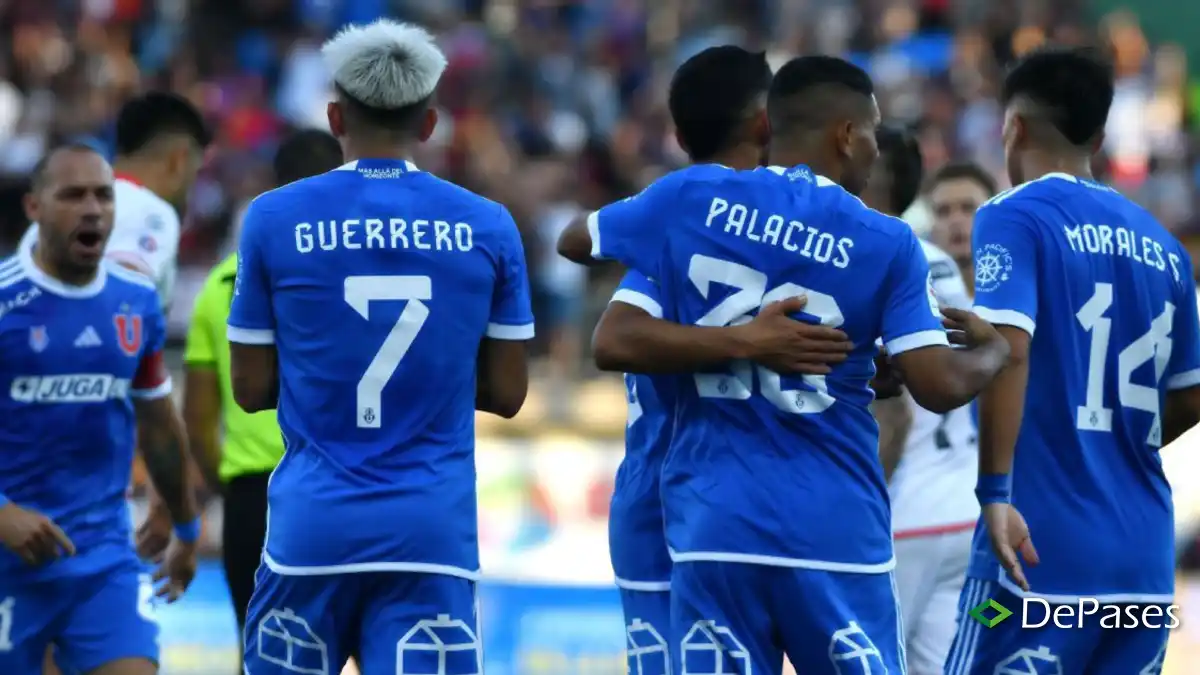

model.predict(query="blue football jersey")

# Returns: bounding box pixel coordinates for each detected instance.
[227,159,535,578]
[0,248,171,581]
[608,270,674,587]
[969,173,1200,602]
[590,164,948,571]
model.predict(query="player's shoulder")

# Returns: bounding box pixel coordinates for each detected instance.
[0,255,33,295]
[103,259,160,301]
[115,178,180,234]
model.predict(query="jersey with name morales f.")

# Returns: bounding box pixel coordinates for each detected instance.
[0,248,171,581]
[227,159,535,579]
[589,164,948,572]
[968,172,1200,603]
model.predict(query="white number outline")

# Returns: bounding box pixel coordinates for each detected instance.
[137,573,157,623]
[0,596,13,652]
[344,275,433,429]
[689,255,843,414]
[1075,281,1175,445]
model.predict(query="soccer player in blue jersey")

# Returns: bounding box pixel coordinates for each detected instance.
[944,47,1200,675]
[0,144,201,675]
[228,21,533,675]
[578,54,1012,674]
[586,47,856,675]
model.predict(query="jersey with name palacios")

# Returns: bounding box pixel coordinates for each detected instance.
[0,248,172,581]
[608,270,675,588]
[890,239,980,539]
[589,164,948,572]
[227,159,535,579]
[968,172,1200,602]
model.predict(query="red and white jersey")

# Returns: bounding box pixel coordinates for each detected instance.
[890,240,980,539]
[20,176,181,308]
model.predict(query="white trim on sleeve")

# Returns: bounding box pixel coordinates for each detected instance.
[1166,368,1200,391]
[227,325,276,345]
[486,322,535,340]
[587,211,602,259]
[973,306,1036,338]
[610,289,662,318]
[131,378,173,400]
[885,329,949,356]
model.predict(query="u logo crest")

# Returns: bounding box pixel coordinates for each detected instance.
[113,313,143,356]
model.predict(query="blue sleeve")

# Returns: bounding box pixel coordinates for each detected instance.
[609,270,662,318]
[881,225,950,355]
[227,198,276,345]
[1166,251,1200,390]
[486,206,536,340]
[970,201,1039,336]
[586,173,680,277]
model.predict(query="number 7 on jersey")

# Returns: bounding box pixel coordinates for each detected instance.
[344,275,432,428]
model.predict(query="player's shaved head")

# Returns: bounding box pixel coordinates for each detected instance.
[24,144,115,280]
[1000,46,1114,184]
[29,144,108,192]
[767,56,880,196]
[668,46,773,165]
[322,19,447,141]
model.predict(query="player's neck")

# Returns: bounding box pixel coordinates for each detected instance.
[340,141,417,166]
[766,140,836,181]
[1021,153,1094,184]
[112,157,168,200]
[31,241,98,287]
[710,145,762,171]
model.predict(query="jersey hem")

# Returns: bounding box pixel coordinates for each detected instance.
[262,552,481,580]
[610,289,663,318]
[885,330,948,356]
[587,211,602,258]
[614,577,671,592]
[972,306,1036,337]
[485,322,535,340]
[669,548,895,574]
[1166,367,1200,390]
[227,325,275,345]
[130,379,173,400]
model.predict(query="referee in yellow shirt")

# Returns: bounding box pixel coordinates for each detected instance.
[182,130,342,645]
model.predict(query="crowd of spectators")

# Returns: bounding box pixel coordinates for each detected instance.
[2,0,1198,405]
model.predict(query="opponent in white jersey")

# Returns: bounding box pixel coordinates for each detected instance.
[20,92,209,308]
[863,132,996,674]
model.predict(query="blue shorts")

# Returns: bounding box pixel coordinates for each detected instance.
[620,587,674,675]
[244,564,480,675]
[0,561,159,674]
[945,579,1170,675]
[671,562,904,675]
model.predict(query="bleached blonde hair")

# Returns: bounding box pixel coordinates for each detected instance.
[321,20,448,109]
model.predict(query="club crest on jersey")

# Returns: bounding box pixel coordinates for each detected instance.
[113,313,143,356]
[974,243,1013,293]
[28,326,48,353]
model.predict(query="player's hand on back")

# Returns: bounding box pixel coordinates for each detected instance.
[154,536,198,602]
[941,307,1008,357]
[0,502,75,565]
[982,503,1039,591]
[740,296,854,375]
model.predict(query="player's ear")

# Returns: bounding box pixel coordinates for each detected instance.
[835,119,855,158]
[327,101,344,138]
[673,128,691,158]
[1089,129,1106,155]
[417,107,438,143]
[22,191,38,223]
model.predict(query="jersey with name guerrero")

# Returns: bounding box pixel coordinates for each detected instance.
[20,177,181,305]
[608,270,674,587]
[0,248,171,581]
[589,164,948,571]
[227,159,535,579]
[968,173,1200,602]
[890,239,980,538]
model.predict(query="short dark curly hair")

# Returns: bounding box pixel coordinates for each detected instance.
[668,46,773,162]
[1001,46,1114,147]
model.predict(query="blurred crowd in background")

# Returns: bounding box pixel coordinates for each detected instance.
[3,0,1200,420]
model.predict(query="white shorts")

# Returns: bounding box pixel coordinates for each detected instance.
[893,528,973,675]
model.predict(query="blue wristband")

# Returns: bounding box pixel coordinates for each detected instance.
[975,473,1012,505]
[173,518,202,544]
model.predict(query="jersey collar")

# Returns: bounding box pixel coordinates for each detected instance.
[336,159,420,173]
[114,172,144,187]
[19,233,108,298]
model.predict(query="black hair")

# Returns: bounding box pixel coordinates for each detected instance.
[928,161,999,197]
[337,86,433,137]
[668,46,773,161]
[1001,46,1115,147]
[29,143,103,191]
[115,92,211,156]
[768,56,875,136]
[875,125,924,214]
[273,130,344,186]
